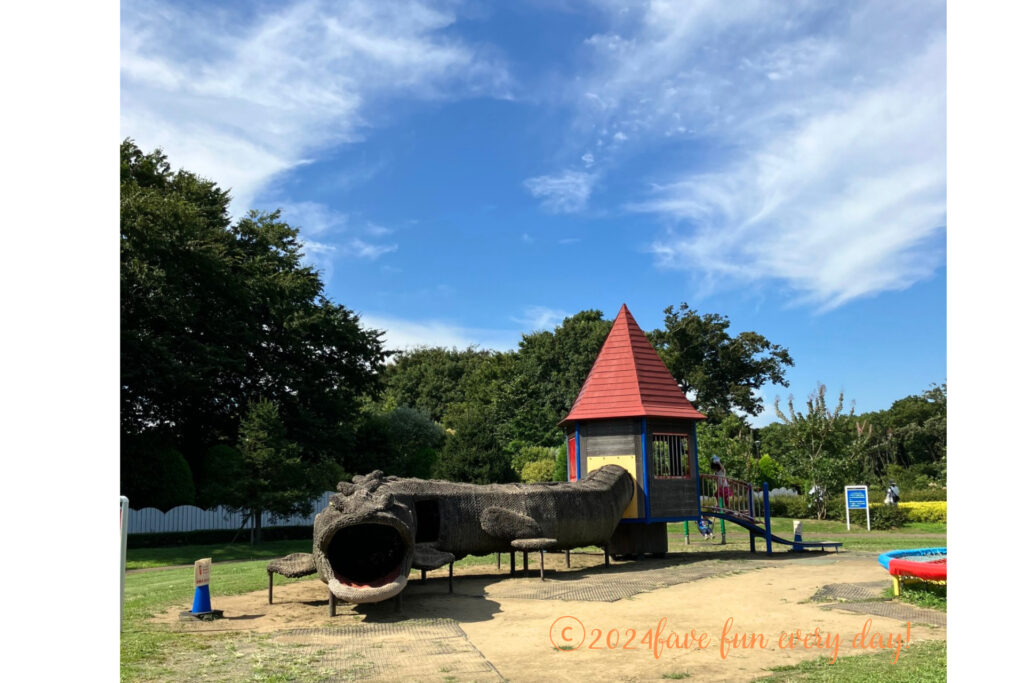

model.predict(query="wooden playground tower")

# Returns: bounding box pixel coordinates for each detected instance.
[561,304,839,555]
[560,304,708,556]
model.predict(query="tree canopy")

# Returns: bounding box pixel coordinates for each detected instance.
[649,303,793,421]
[121,140,386,508]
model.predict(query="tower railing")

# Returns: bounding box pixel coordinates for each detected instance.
[699,474,764,523]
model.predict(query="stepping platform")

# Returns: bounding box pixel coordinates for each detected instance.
[511,538,558,580]
[266,553,316,604]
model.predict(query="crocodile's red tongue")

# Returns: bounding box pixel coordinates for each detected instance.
[336,565,402,589]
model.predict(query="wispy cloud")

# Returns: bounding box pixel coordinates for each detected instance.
[567,0,946,308]
[121,0,512,211]
[348,238,398,260]
[513,305,569,331]
[359,314,521,352]
[523,170,597,213]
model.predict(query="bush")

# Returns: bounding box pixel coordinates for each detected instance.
[824,496,847,521]
[121,442,196,511]
[868,504,909,529]
[900,501,946,523]
[512,445,558,476]
[902,488,946,502]
[767,495,806,518]
[553,442,568,482]
[127,525,313,549]
[521,459,557,483]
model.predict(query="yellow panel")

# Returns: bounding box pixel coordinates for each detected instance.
[588,455,639,519]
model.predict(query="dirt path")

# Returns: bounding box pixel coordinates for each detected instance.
[151,551,944,681]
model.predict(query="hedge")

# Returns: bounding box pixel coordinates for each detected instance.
[127,525,314,549]
[899,501,946,523]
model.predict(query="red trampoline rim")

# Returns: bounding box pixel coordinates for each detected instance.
[888,557,946,581]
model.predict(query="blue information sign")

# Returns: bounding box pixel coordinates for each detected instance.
[846,489,867,509]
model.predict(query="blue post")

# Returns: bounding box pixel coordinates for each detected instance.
[641,417,650,521]
[748,485,755,553]
[762,482,773,555]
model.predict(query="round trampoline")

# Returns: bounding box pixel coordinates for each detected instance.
[878,547,947,582]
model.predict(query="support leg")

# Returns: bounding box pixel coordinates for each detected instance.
[684,521,690,545]
[268,572,274,605]
[329,591,336,617]
[892,576,901,597]
[749,529,756,554]
[565,549,571,568]
[420,568,426,584]
[497,552,501,570]
[540,551,545,581]
[604,546,610,567]
[448,562,453,594]
[523,552,529,574]
[510,551,516,576]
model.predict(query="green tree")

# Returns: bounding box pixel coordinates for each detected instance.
[650,303,793,421]
[697,413,758,481]
[773,384,860,519]
[382,347,493,423]
[433,404,514,484]
[515,310,614,428]
[121,140,385,487]
[235,399,337,543]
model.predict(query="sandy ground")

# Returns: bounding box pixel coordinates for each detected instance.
[152,551,945,681]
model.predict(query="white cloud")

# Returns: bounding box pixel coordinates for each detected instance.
[364,223,395,237]
[523,170,596,213]
[348,238,398,260]
[121,0,512,212]
[274,201,348,237]
[513,306,568,331]
[569,0,946,308]
[359,314,521,352]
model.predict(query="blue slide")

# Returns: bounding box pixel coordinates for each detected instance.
[703,510,843,552]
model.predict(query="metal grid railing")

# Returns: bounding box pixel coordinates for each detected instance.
[699,474,763,522]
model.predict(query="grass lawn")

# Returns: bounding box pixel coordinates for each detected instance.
[126,539,313,570]
[754,639,946,682]
[121,558,320,681]
[884,581,947,612]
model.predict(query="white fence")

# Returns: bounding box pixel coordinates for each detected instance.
[127,491,334,535]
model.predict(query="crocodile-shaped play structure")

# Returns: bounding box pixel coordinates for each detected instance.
[275,465,635,604]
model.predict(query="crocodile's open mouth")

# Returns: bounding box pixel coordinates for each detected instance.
[323,522,411,603]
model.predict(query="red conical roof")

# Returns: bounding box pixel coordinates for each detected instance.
[560,304,706,424]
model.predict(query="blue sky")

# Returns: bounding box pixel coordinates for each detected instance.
[120,0,946,426]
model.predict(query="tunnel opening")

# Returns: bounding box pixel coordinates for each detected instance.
[415,499,440,543]
[327,524,406,586]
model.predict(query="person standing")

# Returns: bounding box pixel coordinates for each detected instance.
[710,456,732,508]
[884,481,901,506]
